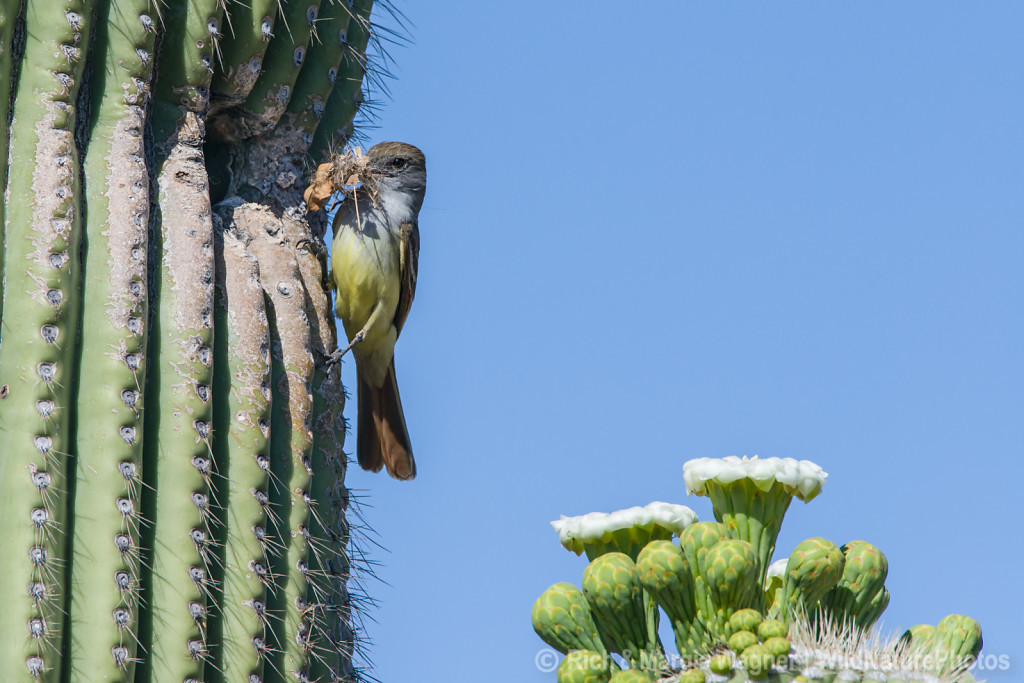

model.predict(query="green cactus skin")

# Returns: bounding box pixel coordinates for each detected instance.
[0,0,95,679]
[210,0,281,107]
[211,224,273,683]
[308,0,374,163]
[557,650,612,683]
[238,0,325,136]
[533,583,610,658]
[775,538,845,624]
[65,1,156,679]
[699,539,761,642]
[582,552,665,670]
[702,478,798,605]
[247,216,318,681]
[635,540,711,658]
[818,541,888,629]
[141,1,226,679]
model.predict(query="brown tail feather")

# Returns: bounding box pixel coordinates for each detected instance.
[357,376,384,473]
[356,362,415,480]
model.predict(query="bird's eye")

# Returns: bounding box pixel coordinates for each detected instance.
[389,158,408,170]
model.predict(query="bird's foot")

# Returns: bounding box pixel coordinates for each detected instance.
[318,331,365,370]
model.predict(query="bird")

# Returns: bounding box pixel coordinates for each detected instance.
[325,142,425,480]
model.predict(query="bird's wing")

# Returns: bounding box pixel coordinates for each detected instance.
[394,220,419,337]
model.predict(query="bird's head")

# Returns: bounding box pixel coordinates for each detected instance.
[304,142,427,215]
[365,142,427,209]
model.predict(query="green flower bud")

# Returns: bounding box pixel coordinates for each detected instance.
[700,539,760,640]
[678,521,728,649]
[582,552,661,667]
[777,537,845,623]
[678,522,728,574]
[635,540,710,657]
[707,653,734,675]
[533,583,607,656]
[740,643,774,679]
[930,614,983,675]
[557,650,612,683]
[727,608,763,636]
[678,670,707,683]
[762,635,791,658]
[757,618,788,640]
[818,540,888,628]
[727,630,759,653]
[860,585,890,628]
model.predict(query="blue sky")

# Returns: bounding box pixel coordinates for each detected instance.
[333,3,1023,681]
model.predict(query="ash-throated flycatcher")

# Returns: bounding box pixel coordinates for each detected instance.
[328,142,425,480]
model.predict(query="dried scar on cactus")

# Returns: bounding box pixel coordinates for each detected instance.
[304,147,381,212]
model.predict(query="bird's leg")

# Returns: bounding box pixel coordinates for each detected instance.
[322,331,365,368]
[321,298,393,369]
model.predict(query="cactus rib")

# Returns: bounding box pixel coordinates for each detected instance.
[238,0,326,136]
[141,0,226,679]
[66,0,156,679]
[287,217,352,681]
[308,0,374,163]
[0,0,96,678]
[210,0,281,108]
[245,208,317,681]
[212,221,274,683]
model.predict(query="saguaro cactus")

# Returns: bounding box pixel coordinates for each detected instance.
[534,457,983,683]
[0,0,389,680]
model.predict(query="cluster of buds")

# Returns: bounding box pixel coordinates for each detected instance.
[532,457,982,683]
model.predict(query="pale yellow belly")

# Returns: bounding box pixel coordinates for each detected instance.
[331,222,401,385]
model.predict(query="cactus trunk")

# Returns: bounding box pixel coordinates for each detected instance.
[0,0,381,679]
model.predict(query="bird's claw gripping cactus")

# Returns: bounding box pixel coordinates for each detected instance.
[533,457,982,683]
